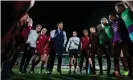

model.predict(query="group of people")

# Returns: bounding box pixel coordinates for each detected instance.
[1,1,133,78]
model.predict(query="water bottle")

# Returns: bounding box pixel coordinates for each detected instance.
[88,64,90,74]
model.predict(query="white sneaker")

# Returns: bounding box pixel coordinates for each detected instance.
[19,72,21,74]
[30,71,33,74]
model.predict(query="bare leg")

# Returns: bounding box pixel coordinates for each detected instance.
[40,54,48,73]
[68,57,73,74]
[74,58,77,73]
[88,58,92,67]
[120,50,128,72]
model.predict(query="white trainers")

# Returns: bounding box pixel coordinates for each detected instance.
[19,72,21,74]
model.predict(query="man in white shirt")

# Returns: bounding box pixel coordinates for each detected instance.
[48,22,67,75]
[66,31,80,74]
[19,24,42,73]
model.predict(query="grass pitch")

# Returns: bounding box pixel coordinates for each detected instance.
[4,68,133,80]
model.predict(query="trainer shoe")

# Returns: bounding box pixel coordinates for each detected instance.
[39,69,43,74]
[99,72,103,75]
[73,70,76,74]
[128,73,133,77]
[47,71,52,75]
[30,71,34,74]
[114,71,120,77]
[68,70,71,74]
[19,72,22,74]
[122,71,129,76]
[57,71,62,75]
[45,70,48,74]
[107,72,111,77]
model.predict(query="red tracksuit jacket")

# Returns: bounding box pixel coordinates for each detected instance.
[44,36,50,55]
[2,1,34,47]
[80,36,90,51]
[36,34,50,55]
[21,25,32,42]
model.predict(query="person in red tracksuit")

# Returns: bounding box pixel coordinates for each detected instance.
[39,36,51,73]
[21,18,33,42]
[1,13,29,64]
[19,18,33,73]
[80,29,91,74]
[9,14,31,73]
[30,28,50,73]
[2,1,35,78]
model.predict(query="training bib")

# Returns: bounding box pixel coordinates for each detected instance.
[121,8,133,28]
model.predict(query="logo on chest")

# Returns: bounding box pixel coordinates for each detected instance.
[40,36,44,39]
[122,14,128,21]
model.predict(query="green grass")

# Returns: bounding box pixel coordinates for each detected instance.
[6,68,133,80]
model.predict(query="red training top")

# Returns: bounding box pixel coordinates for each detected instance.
[36,34,49,55]
[80,36,89,51]
[43,36,50,55]
[21,26,32,42]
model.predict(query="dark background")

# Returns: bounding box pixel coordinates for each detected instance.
[2,1,119,38]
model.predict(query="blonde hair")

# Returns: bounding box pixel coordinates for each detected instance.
[101,17,108,24]
[27,18,33,26]
[83,29,88,33]
[36,24,42,28]
[41,28,47,34]
[97,24,104,31]
[90,27,96,33]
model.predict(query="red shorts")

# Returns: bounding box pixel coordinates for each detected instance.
[43,48,50,55]
[36,47,44,55]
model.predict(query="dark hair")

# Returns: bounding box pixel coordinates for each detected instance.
[57,22,63,25]
[115,2,125,8]
[110,11,117,17]
[20,12,29,19]
[110,11,121,19]
[83,29,88,33]
[73,31,77,33]
[36,24,42,28]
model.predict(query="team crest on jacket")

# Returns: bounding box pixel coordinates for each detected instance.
[40,36,43,39]
[37,41,39,43]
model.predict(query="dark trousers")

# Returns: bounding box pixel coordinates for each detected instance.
[19,47,35,73]
[2,41,22,78]
[30,53,41,71]
[48,46,63,72]
[98,44,111,74]
[90,49,98,74]
[79,50,89,73]
[114,44,129,72]
[9,39,26,70]
[1,43,12,64]
[128,43,133,74]
[46,55,51,71]
[1,40,16,64]
[9,46,21,70]
[9,36,26,70]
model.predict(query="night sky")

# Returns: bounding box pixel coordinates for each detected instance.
[2,1,119,38]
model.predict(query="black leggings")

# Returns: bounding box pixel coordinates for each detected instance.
[90,49,98,74]
[98,44,111,74]
[19,47,35,73]
[30,53,41,71]
[80,50,89,73]
[48,46,63,72]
